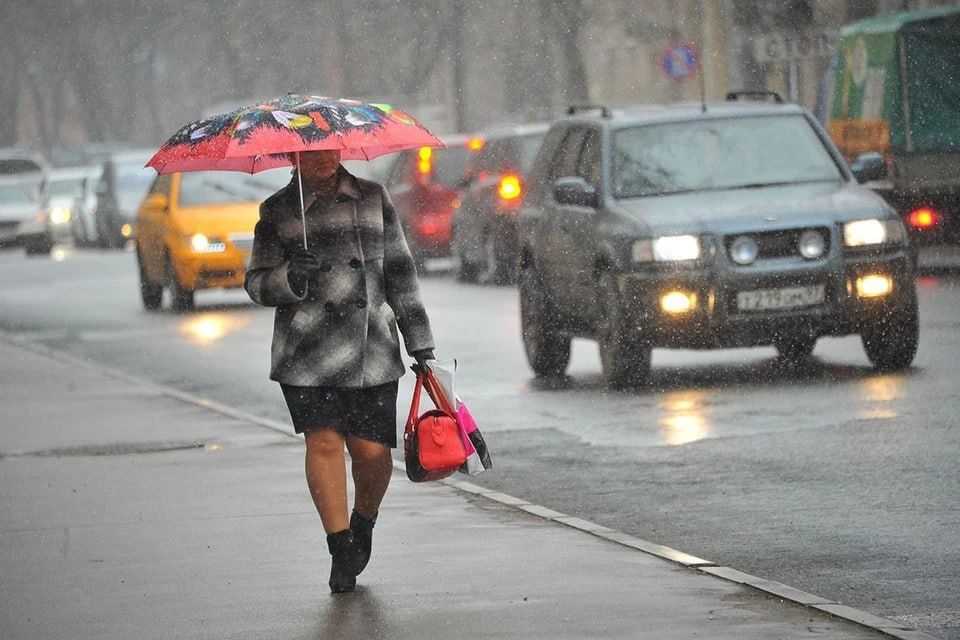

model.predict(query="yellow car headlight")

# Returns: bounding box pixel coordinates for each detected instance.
[188,233,226,253]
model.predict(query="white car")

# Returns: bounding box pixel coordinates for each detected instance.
[44,166,102,246]
[0,176,51,254]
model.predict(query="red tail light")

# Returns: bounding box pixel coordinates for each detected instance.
[419,220,439,235]
[908,208,938,229]
[498,174,523,201]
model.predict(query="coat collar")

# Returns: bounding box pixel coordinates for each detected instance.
[285,165,362,204]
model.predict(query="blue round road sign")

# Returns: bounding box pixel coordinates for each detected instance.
[660,41,699,82]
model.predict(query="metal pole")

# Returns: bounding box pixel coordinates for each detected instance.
[295,151,308,249]
[698,54,708,113]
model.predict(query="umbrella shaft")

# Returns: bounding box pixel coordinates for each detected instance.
[296,151,308,250]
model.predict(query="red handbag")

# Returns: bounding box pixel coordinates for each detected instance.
[404,367,467,483]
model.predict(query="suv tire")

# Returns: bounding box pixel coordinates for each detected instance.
[598,273,651,389]
[862,301,919,371]
[166,256,195,311]
[520,265,571,377]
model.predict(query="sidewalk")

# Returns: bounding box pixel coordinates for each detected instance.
[0,339,900,640]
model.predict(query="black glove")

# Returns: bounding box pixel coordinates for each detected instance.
[412,349,434,370]
[286,249,320,292]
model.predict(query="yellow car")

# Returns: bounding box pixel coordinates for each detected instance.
[135,169,290,310]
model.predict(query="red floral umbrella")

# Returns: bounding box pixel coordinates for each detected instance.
[147,95,444,247]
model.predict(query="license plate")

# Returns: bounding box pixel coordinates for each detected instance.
[736,284,826,312]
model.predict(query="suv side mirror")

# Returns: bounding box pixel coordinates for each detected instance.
[850,152,887,183]
[553,176,597,208]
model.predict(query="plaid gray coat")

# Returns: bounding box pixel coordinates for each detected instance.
[244,168,434,388]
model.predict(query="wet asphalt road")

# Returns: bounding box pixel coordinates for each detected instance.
[1,247,958,638]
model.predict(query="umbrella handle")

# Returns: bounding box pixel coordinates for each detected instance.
[295,151,308,250]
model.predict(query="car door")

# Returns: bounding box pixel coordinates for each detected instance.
[137,173,172,280]
[539,127,587,309]
[564,127,606,321]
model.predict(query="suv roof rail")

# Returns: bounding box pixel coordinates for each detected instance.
[567,104,612,118]
[725,90,784,104]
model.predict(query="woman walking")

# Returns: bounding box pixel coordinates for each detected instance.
[245,149,435,593]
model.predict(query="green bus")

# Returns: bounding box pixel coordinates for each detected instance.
[828,6,960,243]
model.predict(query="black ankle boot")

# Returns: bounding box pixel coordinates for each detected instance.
[326,529,357,594]
[350,510,377,575]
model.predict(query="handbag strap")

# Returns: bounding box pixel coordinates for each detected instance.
[422,368,455,415]
[405,367,455,436]
[404,370,425,435]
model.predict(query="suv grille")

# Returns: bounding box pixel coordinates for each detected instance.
[724,227,830,262]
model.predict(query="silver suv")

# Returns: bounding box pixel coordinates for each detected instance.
[518,97,918,388]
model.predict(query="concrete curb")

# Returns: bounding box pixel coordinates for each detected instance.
[0,332,941,640]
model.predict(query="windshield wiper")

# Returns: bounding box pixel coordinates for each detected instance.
[728,178,838,190]
[202,181,245,199]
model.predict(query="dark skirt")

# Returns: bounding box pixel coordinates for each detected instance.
[280,381,399,447]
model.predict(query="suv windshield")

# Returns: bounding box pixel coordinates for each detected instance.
[613,115,842,199]
[178,169,290,207]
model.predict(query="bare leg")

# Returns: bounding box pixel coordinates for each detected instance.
[304,428,349,533]
[345,435,393,518]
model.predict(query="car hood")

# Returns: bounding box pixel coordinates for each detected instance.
[611,181,893,237]
[0,203,38,221]
[166,201,260,238]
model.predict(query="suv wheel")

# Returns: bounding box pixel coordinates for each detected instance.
[520,265,571,377]
[137,248,163,311]
[598,273,651,389]
[166,256,195,311]
[774,335,817,363]
[862,302,919,371]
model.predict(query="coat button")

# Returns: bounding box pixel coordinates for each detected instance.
[320,261,332,272]
[356,299,367,309]
[324,302,336,313]
[349,258,362,269]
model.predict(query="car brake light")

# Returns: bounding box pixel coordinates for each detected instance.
[419,220,439,235]
[417,147,432,175]
[498,175,522,201]
[908,208,938,229]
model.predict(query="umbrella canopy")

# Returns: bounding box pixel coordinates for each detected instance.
[147,94,443,175]
[147,95,444,248]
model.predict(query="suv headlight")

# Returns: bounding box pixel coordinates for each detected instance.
[843,218,906,247]
[632,235,701,262]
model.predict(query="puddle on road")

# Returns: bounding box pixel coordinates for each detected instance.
[658,390,711,446]
[180,313,250,344]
